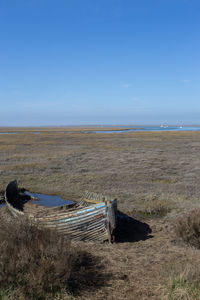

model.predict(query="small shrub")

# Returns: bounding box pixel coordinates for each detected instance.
[0,217,73,299]
[142,199,171,216]
[0,213,110,299]
[175,209,200,248]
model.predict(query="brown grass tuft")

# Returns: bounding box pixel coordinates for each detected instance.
[137,194,173,217]
[175,209,200,248]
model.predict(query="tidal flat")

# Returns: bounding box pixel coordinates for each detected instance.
[1,128,200,299]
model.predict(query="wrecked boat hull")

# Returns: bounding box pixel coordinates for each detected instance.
[5,180,117,242]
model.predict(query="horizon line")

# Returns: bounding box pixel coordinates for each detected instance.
[0,124,200,128]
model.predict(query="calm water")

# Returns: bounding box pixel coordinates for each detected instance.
[0,132,41,134]
[25,191,75,207]
[86,126,200,133]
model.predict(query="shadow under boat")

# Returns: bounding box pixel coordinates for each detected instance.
[115,211,153,243]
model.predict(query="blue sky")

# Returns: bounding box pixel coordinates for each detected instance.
[0,0,200,126]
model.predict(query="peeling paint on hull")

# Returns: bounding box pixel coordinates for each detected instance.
[5,180,117,242]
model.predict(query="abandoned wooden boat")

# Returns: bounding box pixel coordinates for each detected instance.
[5,180,117,242]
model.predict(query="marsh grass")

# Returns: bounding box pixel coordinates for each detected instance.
[134,194,174,217]
[152,177,177,184]
[141,199,172,217]
[168,265,200,300]
[1,129,200,299]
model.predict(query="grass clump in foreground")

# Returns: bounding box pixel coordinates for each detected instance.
[169,209,200,299]
[168,265,200,300]
[175,209,200,249]
[0,214,108,300]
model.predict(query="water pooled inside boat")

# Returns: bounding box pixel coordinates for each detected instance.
[24,191,75,207]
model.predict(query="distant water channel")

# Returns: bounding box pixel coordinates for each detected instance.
[0,132,40,134]
[0,132,20,134]
[85,126,200,133]
[1,126,200,135]
[25,191,75,207]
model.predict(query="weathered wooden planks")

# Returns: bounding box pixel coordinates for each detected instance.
[5,180,117,242]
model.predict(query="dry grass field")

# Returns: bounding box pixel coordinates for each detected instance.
[1,128,200,299]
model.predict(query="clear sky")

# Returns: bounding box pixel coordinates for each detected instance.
[0,0,200,126]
